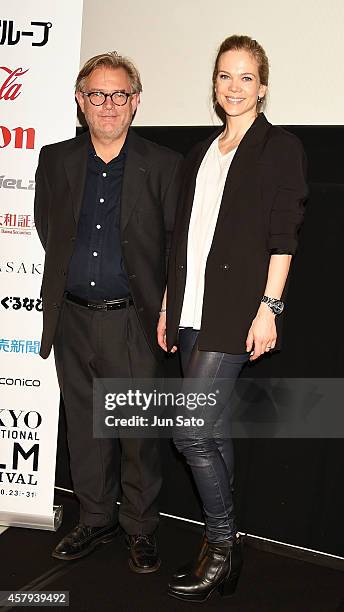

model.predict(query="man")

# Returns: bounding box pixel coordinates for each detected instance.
[34,51,181,572]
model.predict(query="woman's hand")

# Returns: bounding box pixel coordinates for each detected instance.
[157,311,177,353]
[246,304,277,361]
[157,311,168,351]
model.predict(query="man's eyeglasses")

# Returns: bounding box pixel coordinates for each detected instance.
[82,91,134,106]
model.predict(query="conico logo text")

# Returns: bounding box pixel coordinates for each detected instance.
[0,377,40,387]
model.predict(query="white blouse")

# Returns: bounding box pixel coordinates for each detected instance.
[180,136,237,329]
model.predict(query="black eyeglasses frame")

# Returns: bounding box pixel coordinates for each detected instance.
[81,90,134,106]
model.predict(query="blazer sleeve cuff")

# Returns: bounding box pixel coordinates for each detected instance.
[268,235,298,255]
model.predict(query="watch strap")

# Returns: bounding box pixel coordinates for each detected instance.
[261,295,284,315]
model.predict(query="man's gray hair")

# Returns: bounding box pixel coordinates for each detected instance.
[75,51,142,93]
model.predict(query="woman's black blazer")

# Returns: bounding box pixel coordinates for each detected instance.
[166,113,308,354]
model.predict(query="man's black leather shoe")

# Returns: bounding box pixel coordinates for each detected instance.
[52,522,119,560]
[126,534,161,573]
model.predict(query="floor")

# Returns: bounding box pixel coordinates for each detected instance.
[1,492,343,612]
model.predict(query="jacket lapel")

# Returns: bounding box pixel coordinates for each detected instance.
[63,131,89,225]
[120,129,149,232]
[182,114,271,228]
[178,128,223,241]
[217,113,272,221]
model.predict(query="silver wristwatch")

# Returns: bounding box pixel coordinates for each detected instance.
[261,295,284,315]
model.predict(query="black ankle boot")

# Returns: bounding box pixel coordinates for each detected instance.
[168,536,243,602]
[172,536,208,580]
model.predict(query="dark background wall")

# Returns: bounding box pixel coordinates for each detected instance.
[56,125,344,557]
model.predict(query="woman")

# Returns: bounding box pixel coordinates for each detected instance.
[158,35,308,602]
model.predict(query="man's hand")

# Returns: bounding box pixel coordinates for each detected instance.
[246,304,277,361]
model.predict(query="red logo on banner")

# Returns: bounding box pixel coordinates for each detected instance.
[0,66,29,101]
[0,125,35,149]
[0,212,35,236]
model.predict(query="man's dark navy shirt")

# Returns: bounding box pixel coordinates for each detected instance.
[66,139,130,300]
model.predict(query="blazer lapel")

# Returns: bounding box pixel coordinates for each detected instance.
[219,113,272,211]
[179,128,223,241]
[63,131,89,225]
[120,129,148,232]
[182,114,271,231]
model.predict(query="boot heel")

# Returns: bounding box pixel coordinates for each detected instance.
[217,571,240,598]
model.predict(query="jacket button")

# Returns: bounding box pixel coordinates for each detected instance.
[70,236,76,242]
[129,274,136,279]
[178,264,185,270]
[122,240,129,245]
[220,263,230,271]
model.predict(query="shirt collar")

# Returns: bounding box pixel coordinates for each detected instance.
[87,134,128,167]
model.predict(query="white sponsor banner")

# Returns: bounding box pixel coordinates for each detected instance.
[0,0,83,529]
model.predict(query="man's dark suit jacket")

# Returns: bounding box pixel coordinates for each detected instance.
[166,113,308,354]
[34,128,182,359]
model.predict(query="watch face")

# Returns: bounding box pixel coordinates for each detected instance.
[262,296,284,315]
[273,301,284,315]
